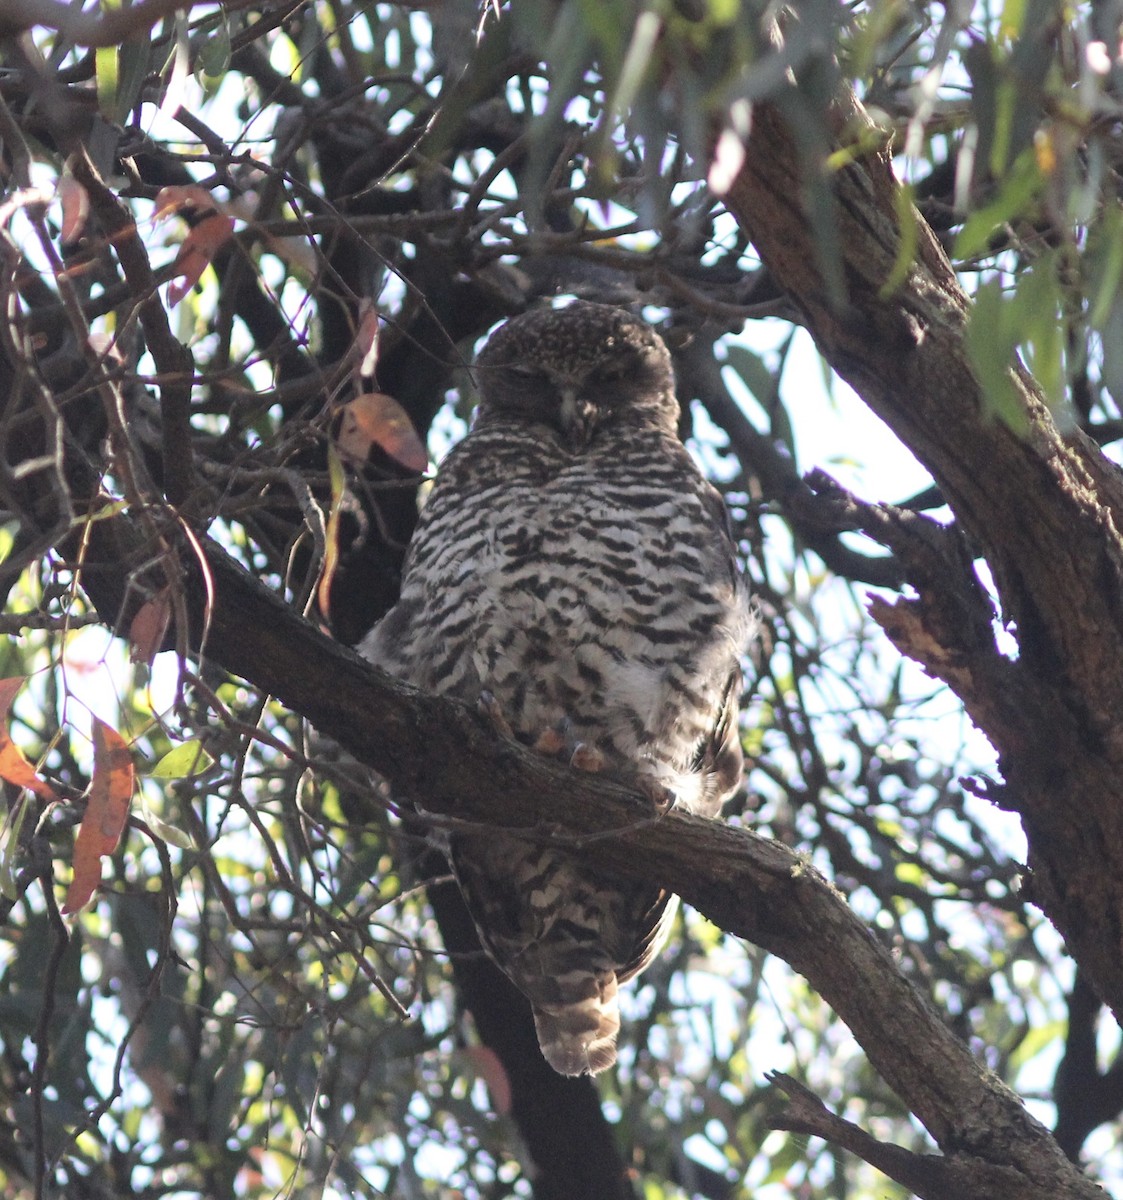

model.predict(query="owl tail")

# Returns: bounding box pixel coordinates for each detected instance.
[530,973,621,1076]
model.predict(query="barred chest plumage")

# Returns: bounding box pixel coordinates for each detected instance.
[385,417,747,808]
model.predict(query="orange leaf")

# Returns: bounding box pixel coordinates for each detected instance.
[62,719,134,915]
[167,212,234,306]
[0,677,59,803]
[336,392,427,473]
[316,446,346,627]
[153,184,220,219]
[129,588,172,665]
[462,1045,512,1115]
[58,174,89,242]
[354,300,381,382]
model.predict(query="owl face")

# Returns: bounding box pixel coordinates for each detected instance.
[474,302,680,448]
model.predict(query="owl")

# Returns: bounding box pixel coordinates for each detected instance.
[361,301,753,1075]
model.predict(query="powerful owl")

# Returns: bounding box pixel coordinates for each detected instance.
[361,301,752,1075]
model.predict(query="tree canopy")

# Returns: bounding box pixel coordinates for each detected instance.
[2,2,1123,1198]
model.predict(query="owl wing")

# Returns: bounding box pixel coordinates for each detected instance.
[687,661,747,819]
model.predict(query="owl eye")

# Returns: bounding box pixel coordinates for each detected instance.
[507,363,545,380]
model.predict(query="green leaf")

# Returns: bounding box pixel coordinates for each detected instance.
[1089,204,1123,329]
[964,277,1028,433]
[83,499,129,524]
[0,796,28,901]
[270,33,302,84]
[94,45,118,120]
[149,740,214,779]
[1015,253,1065,410]
[138,794,194,850]
[722,344,774,405]
[999,0,1027,40]
[1008,1018,1065,1072]
[989,76,1018,176]
[955,149,1043,261]
[879,183,919,298]
[606,9,662,127]
[112,40,154,125]
[197,10,232,78]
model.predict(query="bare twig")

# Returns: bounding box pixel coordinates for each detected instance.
[69,148,197,508]
[3,0,223,48]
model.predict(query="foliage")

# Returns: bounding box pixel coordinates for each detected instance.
[1,1,1121,1198]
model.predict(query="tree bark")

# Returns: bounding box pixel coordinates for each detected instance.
[724,91,1123,1034]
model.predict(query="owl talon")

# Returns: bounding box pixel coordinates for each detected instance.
[478,690,514,739]
[532,726,568,756]
[570,742,605,773]
[637,775,676,813]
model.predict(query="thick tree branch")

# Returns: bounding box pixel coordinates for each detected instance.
[770,1073,1037,1200]
[724,88,1123,1033]
[70,513,1102,1200]
[2,0,217,46]
[1053,971,1123,1161]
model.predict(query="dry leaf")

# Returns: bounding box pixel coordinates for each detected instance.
[336,392,427,473]
[707,127,747,197]
[461,1045,512,1115]
[87,331,125,365]
[354,300,381,382]
[153,184,220,219]
[129,588,172,665]
[62,719,135,915]
[58,174,89,242]
[707,98,752,197]
[0,677,60,803]
[316,445,347,627]
[167,212,235,306]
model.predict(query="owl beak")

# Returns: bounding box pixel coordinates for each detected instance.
[559,388,597,449]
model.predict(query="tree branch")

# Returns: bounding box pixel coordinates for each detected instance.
[70,512,1103,1199]
[770,1073,1035,1200]
[69,148,196,507]
[723,86,1123,1036]
[2,0,214,47]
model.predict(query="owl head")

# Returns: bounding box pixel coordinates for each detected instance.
[474,302,680,448]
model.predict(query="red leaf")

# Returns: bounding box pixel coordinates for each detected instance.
[167,212,234,306]
[354,300,381,382]
[462,1045,512,1114]
[153,184,219,219]
[58,175,89,242]
[336,392,427,473]
[128,588,172,665]
[62,719,135,915]
[0,677,59,803]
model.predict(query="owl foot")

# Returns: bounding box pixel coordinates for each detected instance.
[532,725,568,755]
[637,775,676,813]
[477,690,514,739]
[570,742,605,773]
